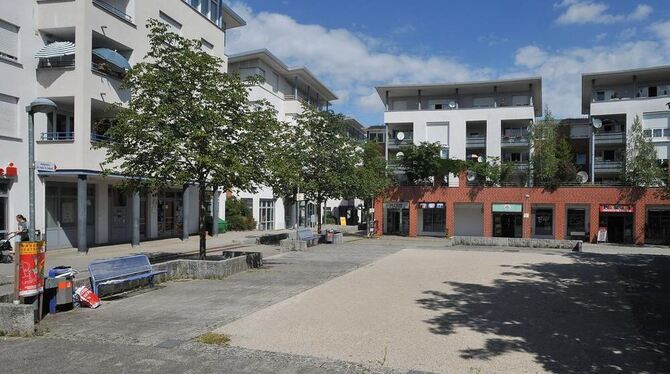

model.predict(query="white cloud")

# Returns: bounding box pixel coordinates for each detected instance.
[555,1,652,25]
[226,3,492,114]
[515,46,548,68]
[650,19,670,47]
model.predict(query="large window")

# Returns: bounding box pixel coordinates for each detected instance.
[0,93,18,137]
[259,199,275,231]
[533,207,553,237]
[46,184,95,229]
[422,207,445,234]
[0,19,19,61]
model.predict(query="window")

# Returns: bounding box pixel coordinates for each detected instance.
[649,86,658,97]
[422,207,445,234]
[576,153,587,165]
[45,112,74,140]
[0,19,19,61]
[209,0,219,24]
[473,97,494,108]
[567,208,587,237]
[644,129,652,138]
[238,67,265,82]
[159,12,182,33]
[0,93,18,137]
[603,150,616,161]
[426,122,449,145]
[664,129,670,137]
[512,95,530,106]
[429,99,449,110]
[241,198,253,215]
[595,91,605,101]
[440,147,449,159]
[200,38,214,50]
[533,208,553,237]
[653,129,663,138]
[271,71,279,93]
[393,100,407,111]
[259,199,275,231]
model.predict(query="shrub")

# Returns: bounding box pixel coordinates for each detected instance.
[225,197,257,231]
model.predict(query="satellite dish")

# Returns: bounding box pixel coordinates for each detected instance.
[396,131,405,141]
[466,170,477,182]
[396,151,404,159]
[477,156,484,163]
[577,171,589,184]
[592,118,602,129]
[448,101,457,109]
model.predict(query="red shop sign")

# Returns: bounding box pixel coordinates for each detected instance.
[599,204,634,213]
[18,241,45,297]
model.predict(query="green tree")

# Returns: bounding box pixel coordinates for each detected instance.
[351,142,392,230]
[555,138,578,183]
[224,197,256,231]
[624,115,664,186]
[397,142,465,186]
[529,108,559,189]
[468,156,512,186]
[97,20,279,259]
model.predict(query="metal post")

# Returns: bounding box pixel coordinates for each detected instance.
[295,184,300,240]
[131,191,140,247]
[77,175,87,253]
[591,123,596,184]
[28,112,35,241]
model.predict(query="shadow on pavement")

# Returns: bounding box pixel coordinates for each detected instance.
[416,253,670,373]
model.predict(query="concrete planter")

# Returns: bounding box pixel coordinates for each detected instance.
[0,303,34,336]
[280,239,308,252]
[449,236,581,250]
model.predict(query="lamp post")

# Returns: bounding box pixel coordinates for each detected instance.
[15,99,57,303]
[26,98,57,241]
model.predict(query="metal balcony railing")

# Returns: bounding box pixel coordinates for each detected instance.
[594,160,623,171]
[38,58,75,69]
[92,0,133,23]
[41,132,74,141]
[90,133,112,143]
[466,135,486,148]
[501,136,529,147]
[594,131,625,144]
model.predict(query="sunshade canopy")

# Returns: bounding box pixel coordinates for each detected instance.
[92,48,130,71]
[35,41,76,58]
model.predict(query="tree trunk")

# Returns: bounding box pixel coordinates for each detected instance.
[198,183,207,260]
[316,196,323,234]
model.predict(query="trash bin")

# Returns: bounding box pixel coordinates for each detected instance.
[45,266,74,314]
[218,219,228,233]
[326,229,335,243]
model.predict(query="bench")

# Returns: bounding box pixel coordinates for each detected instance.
[297,228,320,247]
[88,254,167,296]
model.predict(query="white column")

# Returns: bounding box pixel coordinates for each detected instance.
[486,118,502,160]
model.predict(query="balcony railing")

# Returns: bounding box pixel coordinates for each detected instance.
[505,161,529,171]
[594,160,623,172]
[41,132,74,141]
[501,136,529,147]
[92,0,133,23]
[90,133,112,143]
[91,62,126,80]
[466,135,486,148]
[594,131,625,145]
[38,58,75,69]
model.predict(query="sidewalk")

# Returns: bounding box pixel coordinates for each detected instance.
[0,228,293,296]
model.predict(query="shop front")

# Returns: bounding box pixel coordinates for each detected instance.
[492,203,523,238]
[384,202,409,236]
[646,207,670,245]
[598,204,634,244]
[531,205,554,239]
[417,202,445,236]
[565,205,590,241]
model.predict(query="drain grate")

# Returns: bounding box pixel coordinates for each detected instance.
[155,339,184,349]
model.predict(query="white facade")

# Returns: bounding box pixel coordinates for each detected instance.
[582,66,670,182]
[377,78,542,186]
[227,49,338,230]
[0,0,244,249]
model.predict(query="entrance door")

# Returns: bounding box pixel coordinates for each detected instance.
[599,213,634,244]
[494,213,522,238]
[385,210,401,234]
[607,216,625,243]
[158,199,175,237]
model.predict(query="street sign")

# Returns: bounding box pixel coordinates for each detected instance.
[35,161,57,172]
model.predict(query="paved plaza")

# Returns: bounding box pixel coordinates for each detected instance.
[0,237,669,373]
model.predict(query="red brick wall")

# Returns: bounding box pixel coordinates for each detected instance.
[373,174,670,245]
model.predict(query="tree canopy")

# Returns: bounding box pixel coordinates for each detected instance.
[624,114,665,187]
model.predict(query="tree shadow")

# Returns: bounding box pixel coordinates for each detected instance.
[416,253,670,373]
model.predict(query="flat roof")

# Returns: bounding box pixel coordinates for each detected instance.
[228,49,338,101]
[221,3,246,30]
[376,77,542,116]
[581,65,670,114]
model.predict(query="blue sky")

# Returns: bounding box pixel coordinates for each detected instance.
[226,1,670,125]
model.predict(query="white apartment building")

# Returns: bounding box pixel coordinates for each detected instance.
[582,66,670,183]
[0,0,245,250]
[227,49,338,230]
[377,78,542,186]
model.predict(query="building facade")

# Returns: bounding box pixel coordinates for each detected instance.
[227,49,338,230]
[0,0,244,249]
[374,68,670,245]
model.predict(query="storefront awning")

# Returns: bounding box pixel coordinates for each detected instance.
[92,48,130,71]
[35,42,76,58]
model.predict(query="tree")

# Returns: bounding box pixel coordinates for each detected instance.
[225,197,256,231]
[350,142,392,232]
[97,20,279,259]
[468,157,512,186]
[529,108,560,189]
[397,142,465,186]
[266,104,359,233]
[624,115,664,187]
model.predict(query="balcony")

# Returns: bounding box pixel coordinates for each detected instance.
[40,132,74,142]
[594,131,625,145]
[506,161,529,171]
[387,133,414,149]
[501,136,529,148]
[594,160,623,173]
[466,135,486,149]
[92,0,133,24]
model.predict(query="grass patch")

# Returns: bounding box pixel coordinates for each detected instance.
[197,332,230,346]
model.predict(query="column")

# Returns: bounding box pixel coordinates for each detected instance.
[95,182,108,244]
[447,202,455,238]
[77,175,87,253]
[182,184,189,240]
[522,202,532,239]
[486,118,502,160]
[634,203,645,245]
[483,203,493,237]
[131,191,140,247]
[589,203,600,243]
[408,203,418,237]
[554,203,565,240]
[211,189,220,236]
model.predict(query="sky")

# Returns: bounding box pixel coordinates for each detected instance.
[225,0,670,125]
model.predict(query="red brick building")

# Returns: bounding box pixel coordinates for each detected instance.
[374,173,670,245]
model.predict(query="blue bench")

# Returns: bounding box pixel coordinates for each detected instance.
[297,228,320,246]
[88,254,167,296]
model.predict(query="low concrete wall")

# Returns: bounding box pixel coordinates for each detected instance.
[449,236,581,250]
[0,303,34,336]
[280,239,307,252]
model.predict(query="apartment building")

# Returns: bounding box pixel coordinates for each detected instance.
[0,0,244,250]
[227,49,338,230]
[373,72,670,245]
